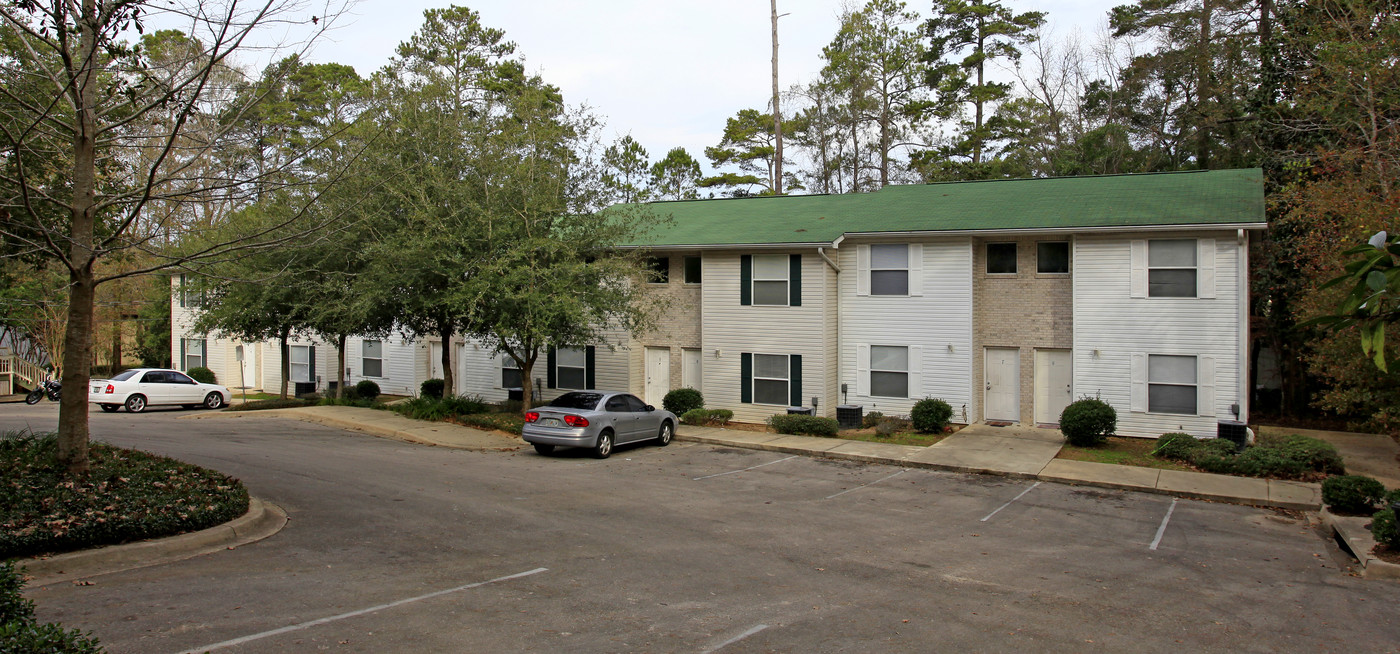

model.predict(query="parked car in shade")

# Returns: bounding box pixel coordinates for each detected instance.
[522,391,676,459]
[89,368,231,413]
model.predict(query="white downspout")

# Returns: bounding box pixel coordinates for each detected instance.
[1237,229,1250,425]
[819,247,841,416]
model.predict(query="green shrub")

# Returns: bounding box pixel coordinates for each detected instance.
[226,398,314,411]
[681,409,733,426]
[421,378,445,400]
[340,384,360,401]
[0,562,33,624]
[1271,434,1346,475]
[876,416,911,436]
[0,564,102,653]
[1371,509,1400,548]
[768,414,840,437]
[1188,438,1241,474]
[186,366,216,384]
[911,398,953,433]
[498,399,523,414]
[444,395,491,415]
[1321,475,1388,514]
[663,388,705,415]
[457,413,524,435]
[317,397,376,408]
[1060,398,1117,447]
[1233,445,1307,479]
[354,379,381,401]
[1153,433,1201,460]
[0,432,248,559]
[861,411,885,429]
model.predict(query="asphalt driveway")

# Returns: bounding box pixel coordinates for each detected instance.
[2,403,1397,653]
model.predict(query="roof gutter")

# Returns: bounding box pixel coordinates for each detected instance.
[616,241,841,251]
[841,222,1268,239]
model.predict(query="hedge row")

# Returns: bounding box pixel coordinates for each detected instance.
[1152,432,1344,480]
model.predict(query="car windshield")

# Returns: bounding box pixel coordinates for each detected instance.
[547,392,603,410]
[111,370,139,381]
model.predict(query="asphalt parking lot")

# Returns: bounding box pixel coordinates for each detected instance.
[4,403,1398,653]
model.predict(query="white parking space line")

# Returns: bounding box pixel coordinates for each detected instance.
[825,469,908,500]
[1150,498,1179,551]
[693,455,798,481]
[701,624,770,653]
[980,482,1041,522]
[174,567,548,654]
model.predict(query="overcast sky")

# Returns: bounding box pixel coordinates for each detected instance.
[290,0,1119,175]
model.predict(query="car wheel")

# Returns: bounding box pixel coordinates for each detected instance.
[657,421,674,446]
[124,394,147,413]
[593,429,614,459]
[533,443,555,455]
[203,392,225,410]
[99,404,120,413]
[25,391,43,405]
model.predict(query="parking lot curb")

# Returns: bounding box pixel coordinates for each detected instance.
[1320,507,1400,580]
[18,497,288,586]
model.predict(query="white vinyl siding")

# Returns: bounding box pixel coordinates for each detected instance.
[842,239,972,417]
[1075,234,1240,438]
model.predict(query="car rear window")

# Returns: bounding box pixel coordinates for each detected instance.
[111,370,139,381]
[547,392,603,410]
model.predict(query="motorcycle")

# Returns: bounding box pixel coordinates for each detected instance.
[24,379,62,405]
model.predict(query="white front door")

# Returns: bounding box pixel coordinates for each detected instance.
[645,347,671,406]
[682,348,702,392]
[429,342,444,381]
[1034,349,1073,425]
[984,348,1020,422]
[237,343,258,390]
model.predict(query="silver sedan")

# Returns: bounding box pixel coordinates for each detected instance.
[522,391,677,458]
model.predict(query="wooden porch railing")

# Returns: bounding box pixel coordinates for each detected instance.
[0,355,47,393]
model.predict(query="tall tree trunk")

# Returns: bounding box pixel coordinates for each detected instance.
[337,333,347,399]
[973,14,986,166]
[57,0,102,476]
[279,330,290,399]
[440,320,455,399]
[520,355,534,414]
[771,0,783,195]
[1195,0,1213,169]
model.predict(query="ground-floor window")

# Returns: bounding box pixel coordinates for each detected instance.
[752,353,790,405]
[555,347,587,390]
[362,340,383,378]
[1149,354,1196,414]
[870,345,909,398]
[501,355,522,388]
[290,345,312,383]
[183,338,205,371]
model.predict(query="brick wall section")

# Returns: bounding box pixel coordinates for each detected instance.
[629,253,703,398]
[971,237,1073,423]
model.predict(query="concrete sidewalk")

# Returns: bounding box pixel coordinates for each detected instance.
[189,405,524,452]
[677,424,1321,511]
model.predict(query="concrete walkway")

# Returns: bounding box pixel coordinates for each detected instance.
[679,423,1321,511]
[188,405,523,451]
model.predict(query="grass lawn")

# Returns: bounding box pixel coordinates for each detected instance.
[839,431,948,447]
[1056,436,1194,472]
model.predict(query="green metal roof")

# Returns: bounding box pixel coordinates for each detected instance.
[622,168,1265,247]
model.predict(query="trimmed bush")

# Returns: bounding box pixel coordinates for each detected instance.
[861,411,885,429]
[1372,509,1400,548]
[1153,433,1201,460]
[911,398,953,433]
[354,379,381,401]
[421,378,446,400]
[1321,475,1388,514]
[1233,446,1308,479]
[186,366,216,384]
[768,414,840,437]
[876,416,912,436]
[663,388,705,415]
[681,409,733,426]
[1,562,102,653]
[1059,398,1117,447]
[227,397,314,411]
[340,385,360,401]
[1188,438,1241,474]
[0,562,32,624]
[1271,434,1345,475]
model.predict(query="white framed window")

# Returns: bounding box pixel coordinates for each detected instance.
[1148,354,1197,414]
[1148,239,1197,297]
[362,340,383,378]
[1037,241,1070,274]
[986,242,1017,274]
[556,347,587,390]
[869,346,909,398]
[290,345,311,383]
[752,353,790,405]
[752,254,790,306]
[501,355,522,388]
[870,244,909,296]
[183,338,205,370]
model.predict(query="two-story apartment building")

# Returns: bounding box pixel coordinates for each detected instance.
[172,169,1265,439]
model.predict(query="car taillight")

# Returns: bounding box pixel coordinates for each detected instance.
[524,411,540,423]
[105,384,114,394]
[563,415,589,427]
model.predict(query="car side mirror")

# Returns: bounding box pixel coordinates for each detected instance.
[645,405,655,412]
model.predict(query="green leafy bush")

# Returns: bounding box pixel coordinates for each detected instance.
[421,378,445,399]
[681,409,733,426]
[317,397,377,408]
[186,366,216,384]
[457,413,524,435]
[1,562,102,653]
[876,416,912,436]
[768,414,840,437]
[226,398,314,411]
[1269,434,1345,475]
[663,388,704,415]
[1188,438,1242,474]
[340,384,360,401]
[1059,398,1117,447]
[0,432,248,558]
[911,398,953,433]
[1321,475,1388,514]
[1372,509,1399,548]
[498,399,523,414]
[1233,446,1307,478]
[861,411,885,429]
[355,380,381,401]
[1153,433,1201,460]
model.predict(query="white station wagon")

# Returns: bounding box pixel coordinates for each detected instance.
[89,368,232,413]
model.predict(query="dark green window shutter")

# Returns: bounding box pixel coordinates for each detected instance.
[178,274,186,308]
[200,339,208,366]
[789,254,802,306]
[546,347,556,389]
[741,353,752,403]
[179,339,186,370]
[740,255,752,305]
[585,346,596,389]
[790,355,802,406]
[309,346,317,384]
